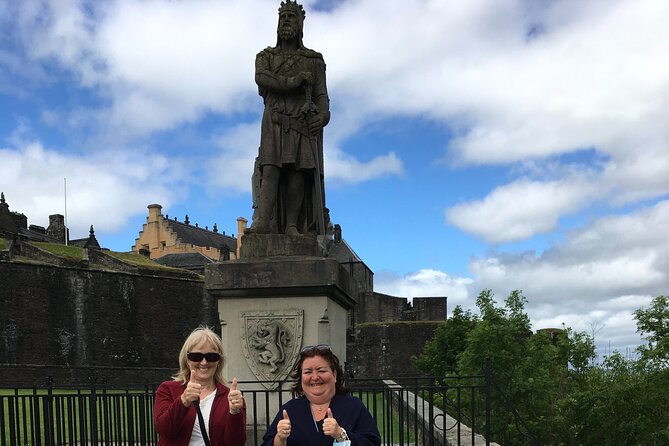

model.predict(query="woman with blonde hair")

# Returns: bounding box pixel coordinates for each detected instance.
[154,326,246,446]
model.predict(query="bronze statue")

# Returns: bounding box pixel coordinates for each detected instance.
[249,0,330,236]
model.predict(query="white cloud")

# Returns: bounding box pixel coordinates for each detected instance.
[94,0,265,134]
[374,268,473,308]
[10,0,668,151]
[208,122,260,193]
[532,307,644,356]
[445,177,599,244]
[206,121,405,193]
[602,146,669,204]
[443,0,669,163]
[326,149,404,185]
[10,0,270,138]
[8,0,408,187]
[16,0,95,70]
[429,0,669,242]
[0,137,181,237]
[470,200,669,303]
[10,0,665,203]
[442,201,669,353]
[375,263,651,354]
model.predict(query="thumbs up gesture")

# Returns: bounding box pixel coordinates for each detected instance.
[180,369,202,407]
[227,378,244,415]
[276,409,291,443]
[323,408,344,440]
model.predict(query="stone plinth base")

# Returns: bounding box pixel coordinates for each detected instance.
[240,233,323,258]
[204,255,356,426]
[206,255,355,307]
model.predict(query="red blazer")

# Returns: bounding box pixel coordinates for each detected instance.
[154,380,246,446]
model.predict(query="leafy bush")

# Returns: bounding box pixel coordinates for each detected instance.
[413,290,669,445]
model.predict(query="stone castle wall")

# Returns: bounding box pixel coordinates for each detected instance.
[346,293,446,378]
[0,261,216,386]
[346,321,444,379]
[354,292,447,324]
[1,258,446,385]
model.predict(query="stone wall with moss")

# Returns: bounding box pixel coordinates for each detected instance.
[1,239,446,385]
[0,259,215,386]
[346,321,444,378]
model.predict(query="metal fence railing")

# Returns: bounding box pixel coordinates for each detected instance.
[1,373,539,446]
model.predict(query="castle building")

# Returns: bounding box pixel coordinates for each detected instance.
[0,192,99,248]
[131,204,241,266]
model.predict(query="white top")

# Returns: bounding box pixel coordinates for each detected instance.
[188,389,217,446]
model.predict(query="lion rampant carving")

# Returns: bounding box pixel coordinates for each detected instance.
[249,320,291,373]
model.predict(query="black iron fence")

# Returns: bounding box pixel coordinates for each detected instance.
[1,372,540,446]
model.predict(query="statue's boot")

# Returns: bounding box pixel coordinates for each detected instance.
[248,194,273,234]
[247,220,270,234]
[248,165,281,234]
[284,192,303,235]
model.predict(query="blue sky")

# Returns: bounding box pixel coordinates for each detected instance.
[2,0,668,357]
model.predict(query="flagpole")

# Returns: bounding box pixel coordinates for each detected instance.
[64,177,68,246]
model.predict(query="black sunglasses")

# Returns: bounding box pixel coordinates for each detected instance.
[187,352,221,362]
[300,344,331,354]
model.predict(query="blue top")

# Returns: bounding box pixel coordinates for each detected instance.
[261,393,381,446]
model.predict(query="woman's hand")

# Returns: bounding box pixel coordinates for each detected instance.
[228,378,244,415]
[322,408,345,440]
[275,410,291,444]
[180,370,202,407]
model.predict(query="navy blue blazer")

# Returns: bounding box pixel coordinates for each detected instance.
[261,393,381,446]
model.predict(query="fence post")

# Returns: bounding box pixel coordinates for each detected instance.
[427,386,435,446]
[88,369,98,445]
[45,376,54,446]
[8,393,17,446]
[484,359,492,446]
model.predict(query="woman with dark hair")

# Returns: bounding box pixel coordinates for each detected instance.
[261,345,380,446]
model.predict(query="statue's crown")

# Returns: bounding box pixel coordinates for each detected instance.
[278,0,306,20]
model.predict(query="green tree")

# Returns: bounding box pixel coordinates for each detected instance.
[414,290,669,445]
[562,352,669,445]
[412,305,477,376]
[562,295,669,444]
[444,290,594,444]
[457,290,532,385]
[634,295,669,369]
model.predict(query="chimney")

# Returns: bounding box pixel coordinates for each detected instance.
[47,214,67,244]
[236,217,248,258]
[147,204,162,222]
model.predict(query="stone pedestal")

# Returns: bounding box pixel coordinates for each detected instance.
[204,234,356,431]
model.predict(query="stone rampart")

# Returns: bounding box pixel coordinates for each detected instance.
[355,292,447,324]
[1,243,446,385]
[0,261,214,386]
[346,321,444,378]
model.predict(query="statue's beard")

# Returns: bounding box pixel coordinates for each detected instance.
[279,24,298,41]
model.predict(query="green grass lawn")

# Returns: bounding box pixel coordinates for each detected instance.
[1,389,155,444]
[33,242,84,260]
[355,390,418,443]
[106,250,175,270]
[29,242,180,271]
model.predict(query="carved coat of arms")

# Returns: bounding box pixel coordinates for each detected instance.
[240,310,303,389]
